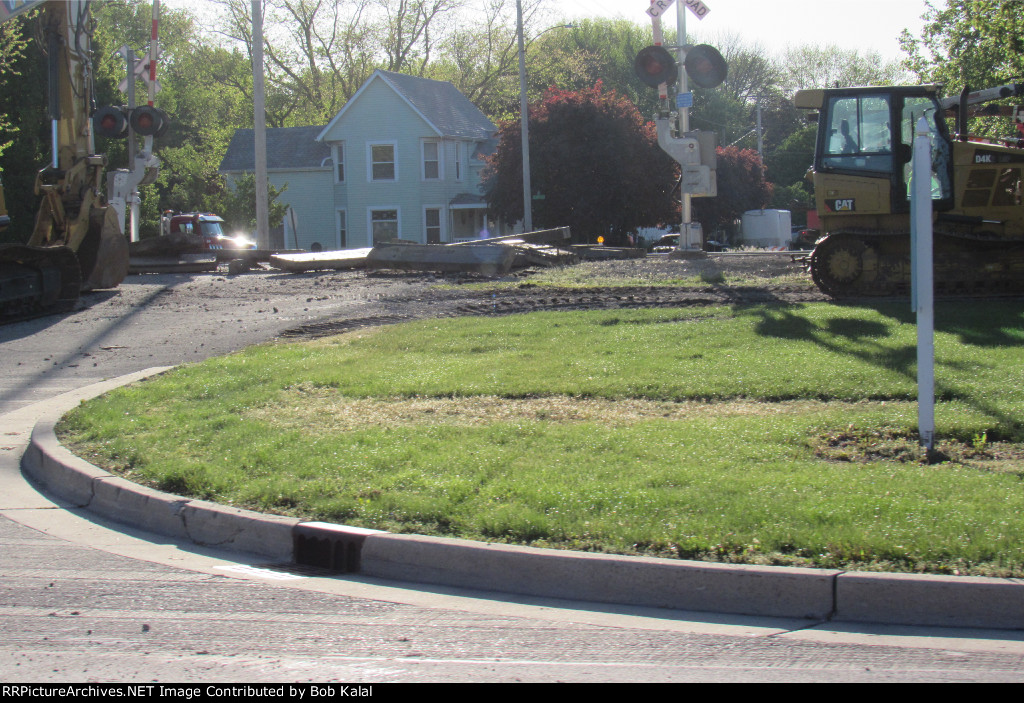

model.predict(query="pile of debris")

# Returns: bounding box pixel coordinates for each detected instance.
[269,227,643,275]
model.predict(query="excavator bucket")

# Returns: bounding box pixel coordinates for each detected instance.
[78,205,129,291]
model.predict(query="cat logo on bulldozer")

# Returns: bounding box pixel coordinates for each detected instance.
[828,199,855,212]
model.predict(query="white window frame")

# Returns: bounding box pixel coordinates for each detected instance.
[368,206,401,245]
[422,140,442,180]
[333,143,346,183]
[454,141,462,181]
[336,209,347,249]
[423,205,444,244]
[367,141,398,182]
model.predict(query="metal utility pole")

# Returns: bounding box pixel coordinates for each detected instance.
[252,0,270,249]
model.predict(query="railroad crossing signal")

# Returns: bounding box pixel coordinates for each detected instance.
[117,46,162,95]
[94,106,170,139]
[634,44,727,91]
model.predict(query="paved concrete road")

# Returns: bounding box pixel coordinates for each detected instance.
[2,269,1024,682]
[4,504,1024,683]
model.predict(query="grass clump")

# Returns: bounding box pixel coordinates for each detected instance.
[57,302,1024,577]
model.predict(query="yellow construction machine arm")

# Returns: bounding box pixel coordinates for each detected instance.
[0,0,127,319]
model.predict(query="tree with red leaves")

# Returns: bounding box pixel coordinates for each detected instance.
[483,83,678,245]
[693,146,773,234]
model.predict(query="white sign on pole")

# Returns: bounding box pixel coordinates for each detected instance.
[684,0,711,20]
[117,48,162,94]
[646,0,676,19]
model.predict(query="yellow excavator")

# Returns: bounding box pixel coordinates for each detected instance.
[796,83,1024,297]
[0,0,129,319]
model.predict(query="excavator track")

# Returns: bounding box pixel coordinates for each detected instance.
[0,206,128,322]
[809,230,1024,299]
[0,244,82,320]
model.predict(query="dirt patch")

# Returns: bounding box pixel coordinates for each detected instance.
[277,253,824,339]
[813,428,1024,474]
[246,393,833,433]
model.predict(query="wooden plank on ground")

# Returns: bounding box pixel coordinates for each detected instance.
[571,245,646,260]
[270,248,373,272]
[366,243,516,275]
[128,253,218,274]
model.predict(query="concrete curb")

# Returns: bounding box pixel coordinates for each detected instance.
[358,532,839,620]
[24,415,300,562]
[20,373,1024,630]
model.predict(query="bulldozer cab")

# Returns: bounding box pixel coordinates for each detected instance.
[799,85,955,222]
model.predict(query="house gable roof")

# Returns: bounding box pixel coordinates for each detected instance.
[219,125,330,173]
[317,70,496,143]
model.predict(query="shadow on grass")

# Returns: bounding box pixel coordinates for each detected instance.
[743,301,1024,439]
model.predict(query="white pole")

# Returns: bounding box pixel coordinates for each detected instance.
[651,1,667,103]
[252,0,270,250]
[912,117,935,452]
[676,0,695,251]
[148,1,159,109]
[516,0,532,234]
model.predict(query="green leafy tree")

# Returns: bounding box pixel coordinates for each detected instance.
[0,15,30,160]
[901,0,1024,87]
[900,0,1024,140]
[712,32,781,106]
[765,123,816,188]
[421,0,550,121]
[92,0,254,237]
[484,83,678,245]
[0,9,50,242]
[689,89,751,151]
[214,0,474,127]
[778,44,909,93]
[526,18,665,122]
[219,172,290,233]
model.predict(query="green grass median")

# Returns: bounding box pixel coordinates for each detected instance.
[58,301,1024,577]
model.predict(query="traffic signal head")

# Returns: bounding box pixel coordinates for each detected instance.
[93,106,130,139]
[130,106,170,138]
[684,44,728,89]
[634,45,677,88]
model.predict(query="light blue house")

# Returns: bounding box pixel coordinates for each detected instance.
[219,70,502,251]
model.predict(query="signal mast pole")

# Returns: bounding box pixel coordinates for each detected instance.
[674,1,699,254]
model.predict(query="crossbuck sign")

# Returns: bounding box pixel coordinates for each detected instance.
[647,0,711,20]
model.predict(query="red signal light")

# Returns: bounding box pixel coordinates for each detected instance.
[93,106,130,139]
[130,106,170,138]
[684,44,728,89]
[634,46,677,88]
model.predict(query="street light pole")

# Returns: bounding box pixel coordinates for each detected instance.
[516,0,532,234]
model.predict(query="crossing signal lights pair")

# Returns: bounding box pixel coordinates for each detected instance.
[634,44,728,90]
[93,105,170,139]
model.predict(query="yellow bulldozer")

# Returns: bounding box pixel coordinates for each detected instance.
[796,83,1024,297]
